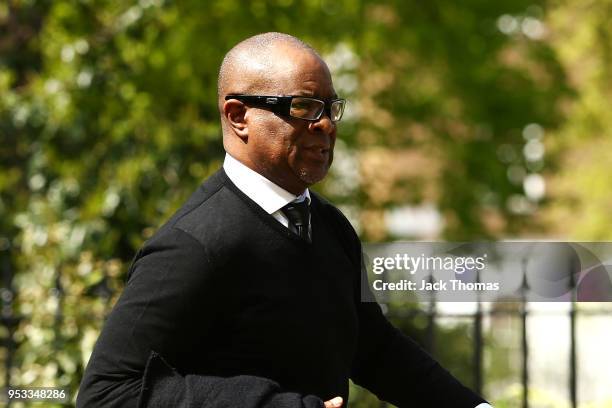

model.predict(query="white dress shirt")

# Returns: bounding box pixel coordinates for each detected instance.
[223,153,493,408]
[223,153,310,229]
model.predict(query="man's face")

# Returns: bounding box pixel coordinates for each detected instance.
[245,47,338,194]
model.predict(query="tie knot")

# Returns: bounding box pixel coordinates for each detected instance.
[281,200,311,242]
[281,200,310,227]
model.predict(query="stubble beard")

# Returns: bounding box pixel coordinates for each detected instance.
[297,154,333,186]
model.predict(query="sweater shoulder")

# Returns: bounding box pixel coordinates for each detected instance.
[311,192,357,236]
[311,191,360,253]
[147,168,240,247]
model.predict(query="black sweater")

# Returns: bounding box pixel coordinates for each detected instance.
[77,169,486,407]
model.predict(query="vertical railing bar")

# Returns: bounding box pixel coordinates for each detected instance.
[1,248,17,408]
[1,254,10,390]
[521,254,529,408]
[474,267,483,396]
[53,264,65,387]
[426,273,436,354]
[569,259,577,408]
[379,261,388,408]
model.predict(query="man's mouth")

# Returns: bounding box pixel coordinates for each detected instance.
[303,145,331,162]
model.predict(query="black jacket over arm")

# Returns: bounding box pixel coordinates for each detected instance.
[77,169,486,408]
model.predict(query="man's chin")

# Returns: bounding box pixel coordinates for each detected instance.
[297,167,329,186]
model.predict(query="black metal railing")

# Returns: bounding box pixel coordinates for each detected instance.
[1,245,610,407]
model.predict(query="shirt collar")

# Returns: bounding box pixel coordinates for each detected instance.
[223,153,310,215]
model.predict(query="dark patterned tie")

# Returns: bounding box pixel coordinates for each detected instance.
[281,200,311,243]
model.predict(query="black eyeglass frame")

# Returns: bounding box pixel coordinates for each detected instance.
[224,94,346,122]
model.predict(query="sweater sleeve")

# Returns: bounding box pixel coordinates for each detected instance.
[317,200,486,407]
[350,250,488,408]
[77,227,324,408]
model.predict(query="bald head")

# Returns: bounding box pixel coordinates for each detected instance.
[217,33,337,195]
[217,32,322,115]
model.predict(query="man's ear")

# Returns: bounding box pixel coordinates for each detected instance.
[223,100,248,142]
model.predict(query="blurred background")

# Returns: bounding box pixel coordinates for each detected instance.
[1,0,611,406]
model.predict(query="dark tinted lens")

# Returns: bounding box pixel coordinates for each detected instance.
[330,100,345,122]
[290,97,325,120]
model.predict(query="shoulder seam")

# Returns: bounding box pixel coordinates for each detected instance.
[169,223,217,277]
[170,177,228,240]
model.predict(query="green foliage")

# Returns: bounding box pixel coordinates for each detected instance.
[2,0,609,406]
[544,0,612,240]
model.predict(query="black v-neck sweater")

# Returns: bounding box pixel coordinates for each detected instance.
[77,169,486,408]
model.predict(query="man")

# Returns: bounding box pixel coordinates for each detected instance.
[77,32,492,408]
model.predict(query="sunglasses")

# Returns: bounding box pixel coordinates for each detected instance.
[225,94,346,122]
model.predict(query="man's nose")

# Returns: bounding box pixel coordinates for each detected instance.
[309,113,336,135]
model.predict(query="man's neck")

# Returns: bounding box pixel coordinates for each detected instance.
[223,153,310,214]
